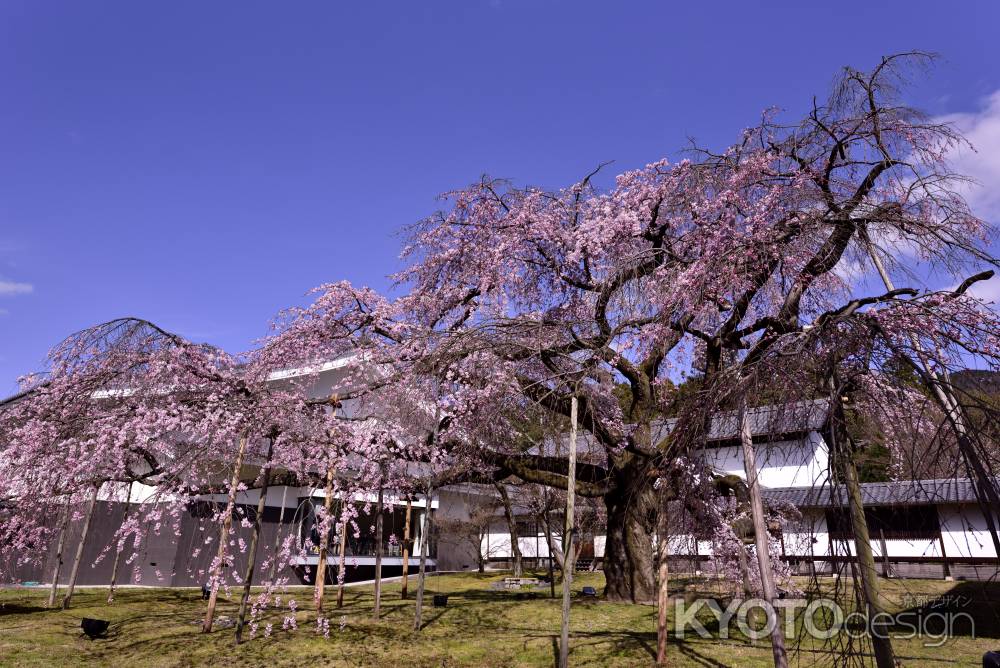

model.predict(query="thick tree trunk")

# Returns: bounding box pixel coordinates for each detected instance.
[413,488,434,631]
[62,484,100,610]
[203,432,249,633]
[314,467,335,615]
[401,500,411,599]
[740,402,788,668]
[601,462,658,604]
[495,483,522,578]
[236,442,273,644]
[47,500,72,608]
[107,481,133,604]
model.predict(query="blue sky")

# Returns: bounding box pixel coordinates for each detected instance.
[2,1,999,393]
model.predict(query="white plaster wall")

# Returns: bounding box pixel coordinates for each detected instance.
[699,432,830,489]
[196,486,438,510]
[665,534,696,555]
[782,511,829,556]
[607,506,962,561]
[483,529,558,559]
[940,505,999,558]
[594,535,606,558]
[829,538,941,558]
[875,538,940,558]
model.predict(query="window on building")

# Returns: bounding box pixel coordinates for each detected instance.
[516,519,536,536]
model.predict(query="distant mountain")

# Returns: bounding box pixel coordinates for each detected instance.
[950,369,1000,396]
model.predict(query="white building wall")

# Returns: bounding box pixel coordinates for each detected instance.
[664,505,998,562]
[196,486,438,511]
[701,432,830,489]
[829,538,941,558]
[940,505,999,558]
[483,526,559,560]
[518,535,545,558]
[782,510,829,557]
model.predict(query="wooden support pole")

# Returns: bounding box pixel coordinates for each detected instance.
[938,531,952,580]
[61,483,100,610]
[314,466,336,615]
[203,432,249,633]
[413,487,434,631]
[542,494,556,599]
[878,529,892,579]
[655,508,671,666]
[107,481,133,604]
[830,378,896,668]
[236,440,274,643]
[860,229,1000,558]
[737,541,755,599]
[267,484,289,585]
[47,499,72,608]
[496,482,523,578]
[335,511,349,609]
[558,395,578,668]
[536,522,540,572]
[693,535,700,576]
[401,500,412,599]
[843,456,895,668]
[373,486,384,621]
[739,400,789,668]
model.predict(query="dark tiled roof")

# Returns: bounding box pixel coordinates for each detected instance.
[533,399,832,458]
[763,478,995,508]
[654,398,831,444]
[0,387,36,408]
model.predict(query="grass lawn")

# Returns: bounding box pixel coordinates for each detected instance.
[0,572,996,667]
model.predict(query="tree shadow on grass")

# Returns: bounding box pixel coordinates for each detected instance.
[673,639,733,668]
[564,629,657,662]
[515,628,743,668]
[0,602,50,617]
[415,605,453,631]
[0,578,790,666]
[104,609,194,631]
[889,580,1000,639]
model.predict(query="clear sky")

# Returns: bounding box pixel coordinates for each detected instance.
[2,1,999,393]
